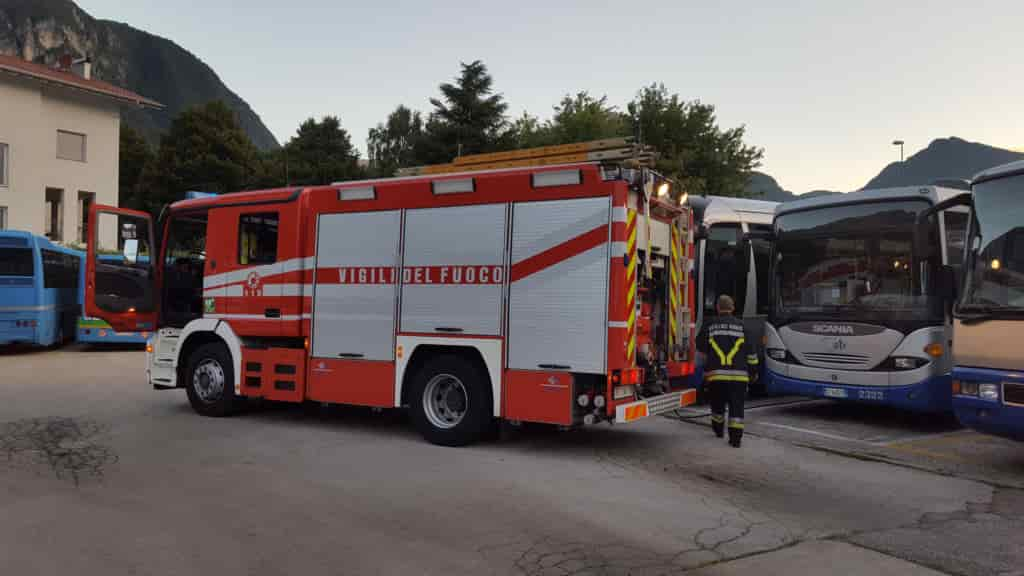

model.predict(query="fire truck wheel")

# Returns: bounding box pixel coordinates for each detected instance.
[411,355,492,446]
[185,342,240,417]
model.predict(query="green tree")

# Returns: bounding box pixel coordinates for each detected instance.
[367,105,424,176]
[547,92,629,144]
[283,116,362,185]
[503,112,550,149]
[422,60,509,162]
[137,101,263,214]
[628,84,763,198]
[118,125,154,210]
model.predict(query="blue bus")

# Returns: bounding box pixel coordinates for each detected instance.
[763,186,969,413]
[924,161,1024,440]
[0,230,149,348]
[0,231,81,346]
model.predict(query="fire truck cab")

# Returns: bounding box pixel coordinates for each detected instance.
[85,139,697,445]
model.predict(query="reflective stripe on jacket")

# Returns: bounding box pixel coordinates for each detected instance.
[698,315,755,383]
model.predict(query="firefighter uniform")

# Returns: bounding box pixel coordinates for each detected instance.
[697,315,758,446]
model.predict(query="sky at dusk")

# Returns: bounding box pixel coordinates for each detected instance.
[80,0,1024,193]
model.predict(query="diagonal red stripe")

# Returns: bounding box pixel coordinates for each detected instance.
[510,225,608,283]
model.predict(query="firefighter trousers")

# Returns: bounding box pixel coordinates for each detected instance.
[709,380,745,442]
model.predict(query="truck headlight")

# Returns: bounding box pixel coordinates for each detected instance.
[613,385,635,400]
[979,384,1000,401]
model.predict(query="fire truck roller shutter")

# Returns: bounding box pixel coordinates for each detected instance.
[400,204,507,336]
[312,210,401,360]
[508,197,610,374]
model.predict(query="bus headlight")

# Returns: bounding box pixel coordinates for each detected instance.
[959,381,979,396]
[979,384,1000,401]
[766,348,787,361]
[885,357,927,371]
[893,357,919,370]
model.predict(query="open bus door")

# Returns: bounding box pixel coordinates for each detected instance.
[85,205,157,333]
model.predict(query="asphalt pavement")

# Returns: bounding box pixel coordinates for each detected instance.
[0,346,1021,575]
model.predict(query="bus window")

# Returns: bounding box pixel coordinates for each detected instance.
[42,249,79,290]
[703,223,745,316]
[0,246,33,276]
[944,211,968,270]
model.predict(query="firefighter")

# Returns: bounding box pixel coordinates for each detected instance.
[697,294,759,447]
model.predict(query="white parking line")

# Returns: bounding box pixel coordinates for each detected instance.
[875,429,974,447]
[756,422,875,445]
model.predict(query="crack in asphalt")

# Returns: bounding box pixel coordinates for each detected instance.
[833,486,1024,576]
[0,416,117,485]
[473,449,801,575]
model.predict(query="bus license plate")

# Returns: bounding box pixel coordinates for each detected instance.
[824,387,848,399]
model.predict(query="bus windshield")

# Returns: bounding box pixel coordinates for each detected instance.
[961,174,1024,315]
[774,200,938,325]
[0,247,34,277]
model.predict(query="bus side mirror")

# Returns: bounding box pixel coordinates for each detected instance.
[938,265,957,313]
[742,230,775,243]
[915,192,972,246]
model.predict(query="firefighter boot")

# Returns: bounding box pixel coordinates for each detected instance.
[711,414,725,438]
[728,419,743,448]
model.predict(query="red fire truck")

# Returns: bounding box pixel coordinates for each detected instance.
[85,139,697,445]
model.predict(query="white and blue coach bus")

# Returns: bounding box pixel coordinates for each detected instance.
[763,186,968,412]
[924,161,1024,440]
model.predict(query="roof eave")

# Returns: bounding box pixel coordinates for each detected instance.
[0,66,163,110]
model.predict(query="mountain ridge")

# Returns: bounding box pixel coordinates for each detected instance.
[747,137,1023,201]
[0,0,279,150]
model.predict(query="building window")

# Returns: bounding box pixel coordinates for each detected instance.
[0,143,8,186]
[0,206,7,230]
[238,213,279,265]
[57,130,87,162]
[45,188,64,241]
[78,191,95,244]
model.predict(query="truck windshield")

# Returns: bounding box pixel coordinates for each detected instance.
[773,200,938,325]
[0,247,34,277]
[961,174,1024,315]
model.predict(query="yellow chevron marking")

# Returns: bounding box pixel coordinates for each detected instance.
[726,337,745,365]
[709,338,728,365]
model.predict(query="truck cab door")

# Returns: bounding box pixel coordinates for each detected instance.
[85,205,157,333]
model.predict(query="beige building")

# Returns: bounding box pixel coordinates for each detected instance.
[0,54,161,244]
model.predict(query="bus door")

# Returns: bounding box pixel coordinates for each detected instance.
[85,205,157,333]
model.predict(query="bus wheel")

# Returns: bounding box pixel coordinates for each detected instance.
[185,342,239,417]
[410,355,491,446]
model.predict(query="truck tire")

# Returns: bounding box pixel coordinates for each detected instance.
[185,342,240,417]
[410,354,492,446]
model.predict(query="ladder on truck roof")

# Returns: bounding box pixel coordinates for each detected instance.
[395,138,658,176]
